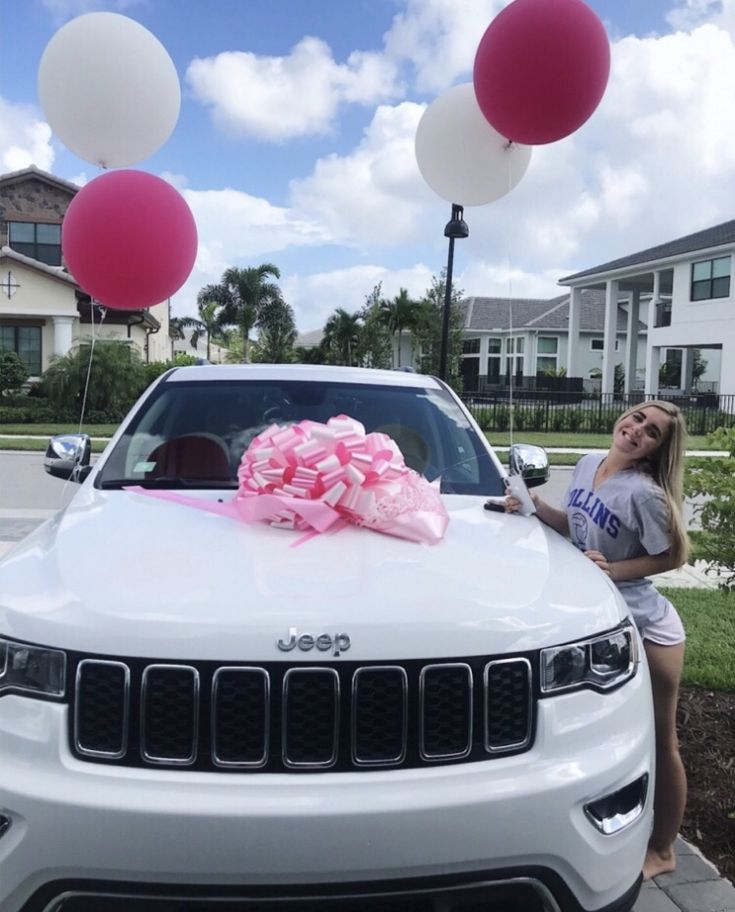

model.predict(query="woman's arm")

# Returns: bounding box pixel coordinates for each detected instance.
[584,549,680,581]
[506,489,570,537]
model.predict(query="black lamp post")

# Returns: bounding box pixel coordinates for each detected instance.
[438,203,469,381]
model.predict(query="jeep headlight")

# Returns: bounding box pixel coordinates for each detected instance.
[0,637,66,698]
[541,622,638,694]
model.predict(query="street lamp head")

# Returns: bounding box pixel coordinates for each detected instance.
[444,204,469,239]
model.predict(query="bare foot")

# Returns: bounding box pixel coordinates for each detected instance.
[643,847,676,880]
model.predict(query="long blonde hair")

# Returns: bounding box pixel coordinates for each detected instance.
[614,399,690,566]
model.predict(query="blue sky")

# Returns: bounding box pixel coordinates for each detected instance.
[3,0,735,334]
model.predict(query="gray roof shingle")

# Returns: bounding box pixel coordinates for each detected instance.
[463,290,636,332]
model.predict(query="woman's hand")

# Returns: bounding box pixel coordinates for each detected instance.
[504,486,539,513]
[584,549,614,579]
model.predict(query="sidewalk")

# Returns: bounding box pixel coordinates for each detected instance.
[635,838,735,911]
[632,838,735,912]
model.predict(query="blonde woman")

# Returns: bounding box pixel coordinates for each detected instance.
[507,400,689,881]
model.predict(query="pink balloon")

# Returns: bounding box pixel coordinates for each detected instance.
[473,0,610,145]
[62,170,197,310]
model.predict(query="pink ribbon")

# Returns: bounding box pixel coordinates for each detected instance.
[127,415,449,546]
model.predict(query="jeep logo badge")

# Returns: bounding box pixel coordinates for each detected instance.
[277,627,351,656]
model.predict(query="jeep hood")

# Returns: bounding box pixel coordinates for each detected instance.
[0,487,627,660]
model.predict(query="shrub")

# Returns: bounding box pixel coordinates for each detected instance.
[0,351,29,398]
[494,406,510,432]
[528,405,547,432]
[684,426,735,589]
[0,401,60,423]
[566,408,585,432]
[41,341,148,420]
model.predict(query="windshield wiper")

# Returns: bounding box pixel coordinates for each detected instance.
[98,477,236,490]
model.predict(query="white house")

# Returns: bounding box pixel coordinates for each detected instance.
[559,221,733,398]
[0,165,172,378]
[458,291,646,391]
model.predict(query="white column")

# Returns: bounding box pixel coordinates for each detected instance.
[52,316,75,356]
[523,333,534,377]
[649,270,663,331]
[645,345,660,399]
[681,348,693,393]
[601,280,619,396]
[479,335,489,389]
[566,287,582,376]
[625,291,639,395]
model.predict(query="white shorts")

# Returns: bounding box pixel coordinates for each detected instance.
[638,602,686,646]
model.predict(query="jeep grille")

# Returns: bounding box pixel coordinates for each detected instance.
[70,654,534,772]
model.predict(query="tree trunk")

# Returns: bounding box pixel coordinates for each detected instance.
[397,328,402,367]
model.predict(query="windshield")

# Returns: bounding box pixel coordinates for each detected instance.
[96,378,505,496]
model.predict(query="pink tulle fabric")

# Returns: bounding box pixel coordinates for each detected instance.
[127,416,449,546]
[234,416,448,544]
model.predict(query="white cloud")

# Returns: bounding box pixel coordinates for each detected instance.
[170,186,332,318]
[383,0,502,92]
[289,101,429,247]
[282,263,435,331]
[186,37,401,141]
[0,98,55,173]
[666,0,723,30]
[460,260,566,300]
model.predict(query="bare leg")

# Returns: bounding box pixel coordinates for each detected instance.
[642,640,687,880]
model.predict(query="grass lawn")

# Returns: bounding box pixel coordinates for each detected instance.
[660,587,735,691]
[0,423,118,437]
[487,431,713,449]
[0,437,109,453]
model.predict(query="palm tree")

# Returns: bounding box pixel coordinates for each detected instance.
[322,309,362,366]
[381,288,418,367]
[175,289,226,361]
[254,294,297,363]
[213,264,282,362]
[168,316,187,360]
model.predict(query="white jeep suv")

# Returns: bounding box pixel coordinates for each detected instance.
[0,364,653,912]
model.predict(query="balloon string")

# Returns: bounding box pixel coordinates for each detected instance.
[78,300,106,435]
[60,301,106,502]
[506,148,514,451]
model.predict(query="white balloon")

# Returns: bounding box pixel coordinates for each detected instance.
[415,84,532,206]
[38,12,181,168]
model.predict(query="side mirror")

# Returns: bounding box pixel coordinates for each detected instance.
[509,443,549,488]
[44,434,92,483]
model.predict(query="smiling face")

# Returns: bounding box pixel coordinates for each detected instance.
[612,406,673,463]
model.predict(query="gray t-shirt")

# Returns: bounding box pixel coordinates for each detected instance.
[565,453,673,626]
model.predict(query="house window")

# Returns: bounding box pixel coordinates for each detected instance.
[8,221,62,267]
[536,336,558,373]
[461,338,480,390]
[691,256,730,301]
[487,337,501,381]
[506,336,524,376]
[590,338,620,352]
[0,324,42,375]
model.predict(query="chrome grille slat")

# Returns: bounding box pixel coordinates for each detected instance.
[419,663,473,761]
[70,655,535,771]
[74,659,130,759]
[141,664,199,765]
[484,658,533,752]
[282,667,340,769]
[212,667,270,768]
[352,666,408,766]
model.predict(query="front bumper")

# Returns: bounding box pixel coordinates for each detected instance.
[0,673,653,912]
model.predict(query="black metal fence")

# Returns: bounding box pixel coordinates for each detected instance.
[462,388,735,436]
